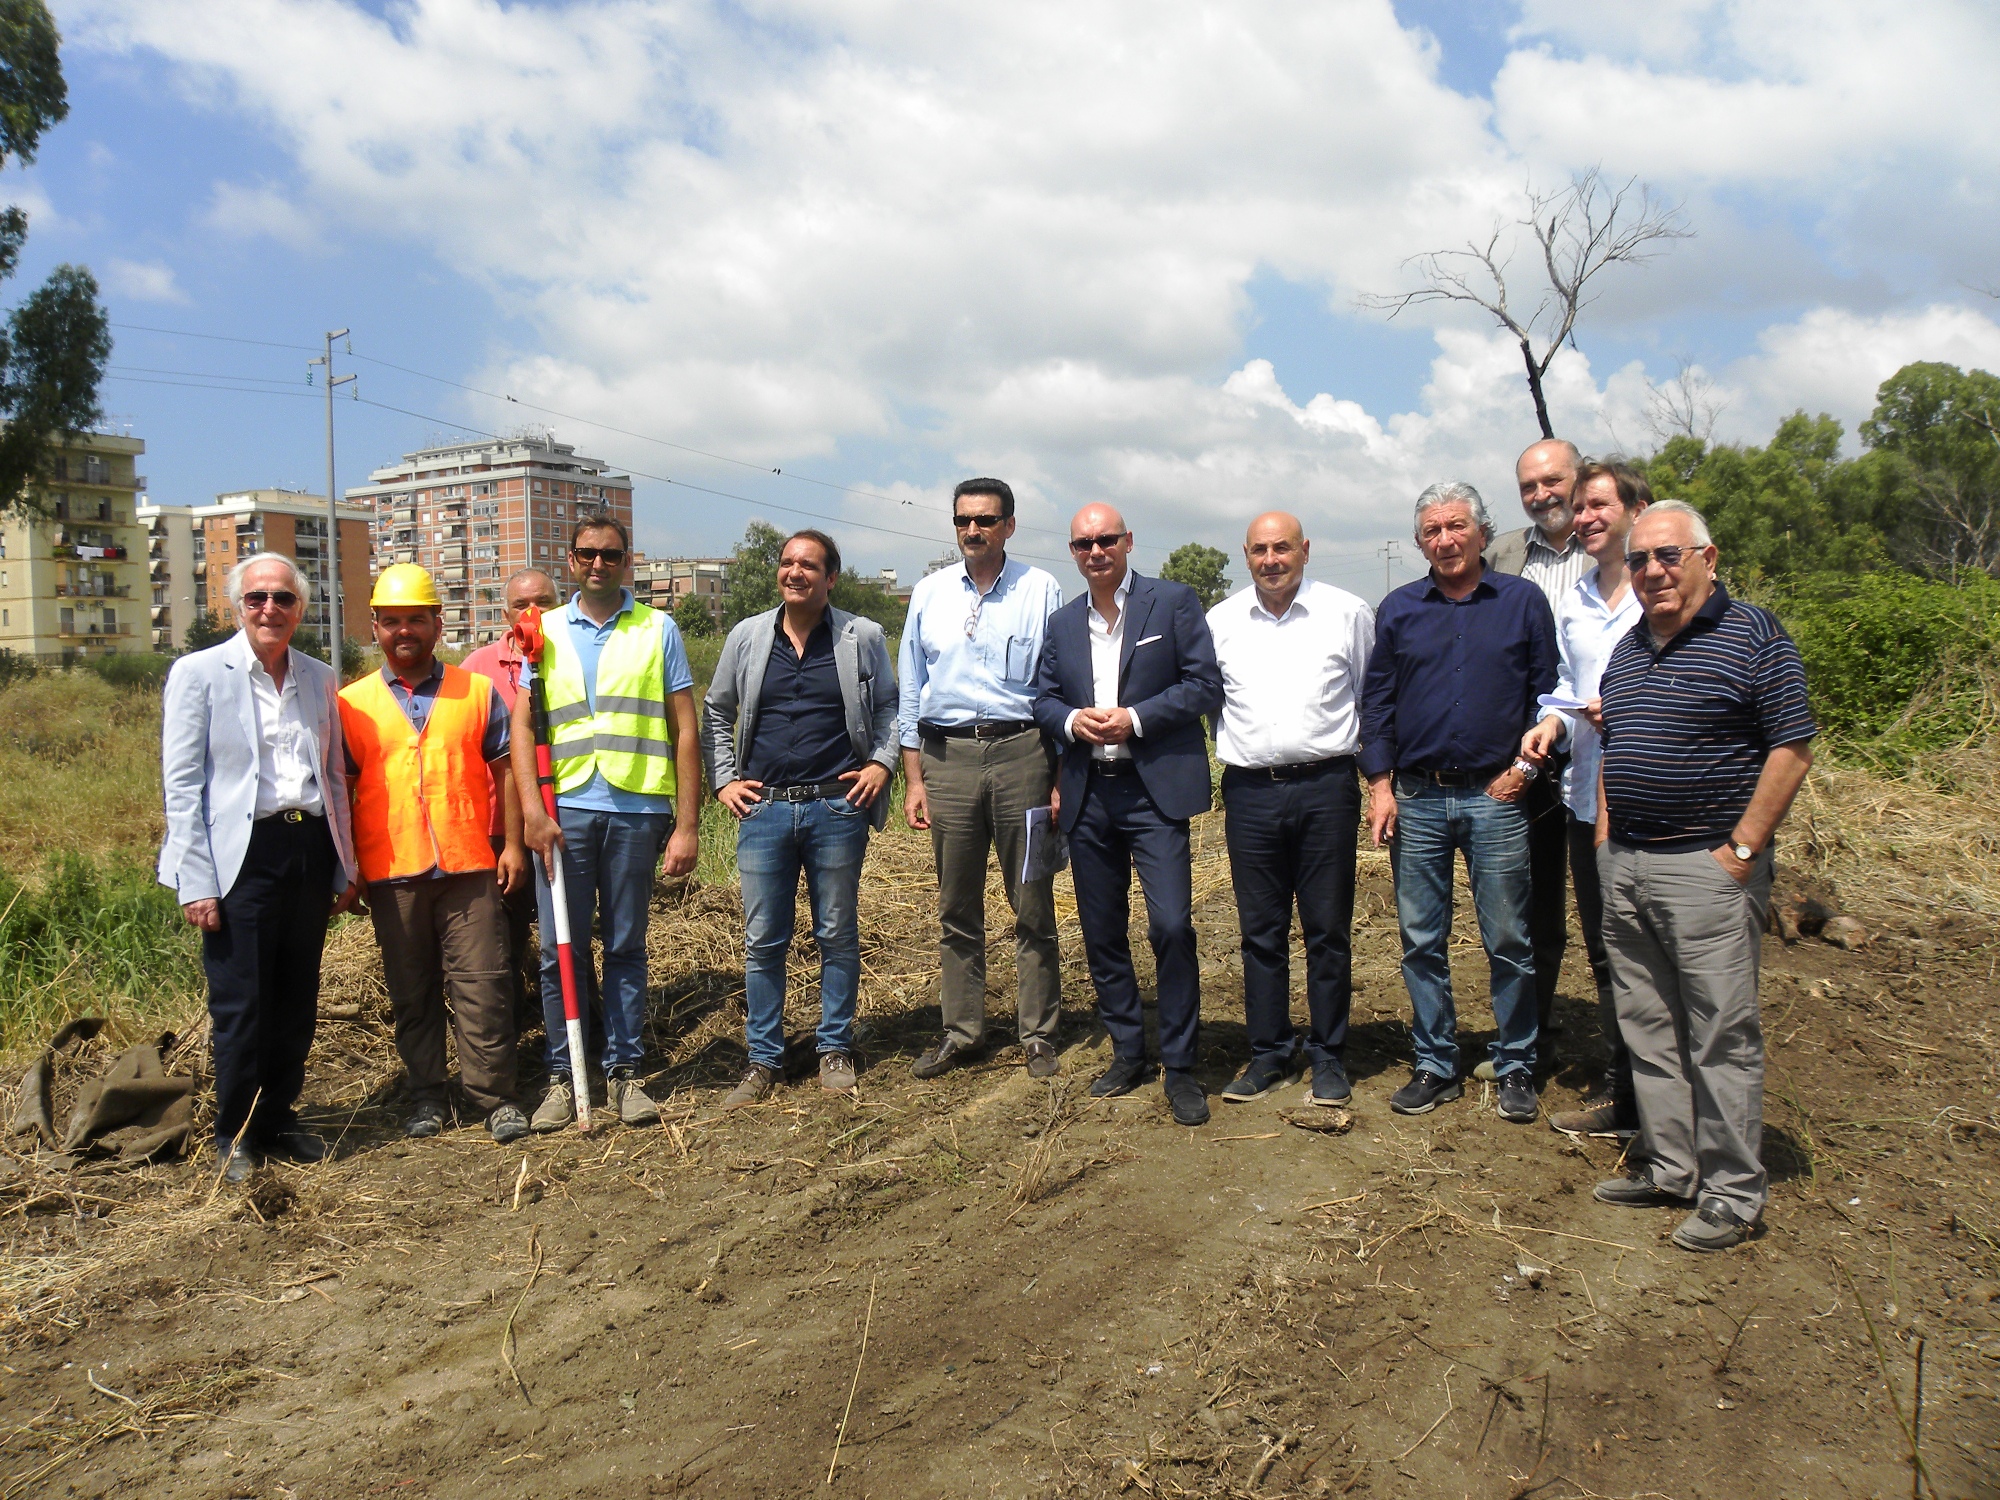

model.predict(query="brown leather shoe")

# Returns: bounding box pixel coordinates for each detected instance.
[912,1037,978,1080]
[1024,1039,1059,1080]
[1548,1099,1639,1138]
[725,1063,781,1107]
[819,1052,858,1093]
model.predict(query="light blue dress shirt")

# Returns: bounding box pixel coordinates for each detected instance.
[897,557,1063,748]
[522,589,694,813]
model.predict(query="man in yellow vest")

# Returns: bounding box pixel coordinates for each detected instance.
[512,514,702,1131]
[341,564,532,1144]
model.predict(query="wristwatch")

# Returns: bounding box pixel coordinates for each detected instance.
[1730,841,1755,862]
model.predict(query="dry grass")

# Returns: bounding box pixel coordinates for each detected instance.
[1791,760,2000,917]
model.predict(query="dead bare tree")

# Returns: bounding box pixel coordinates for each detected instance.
[1360,167,1693,439]
[1644,357,1727,446]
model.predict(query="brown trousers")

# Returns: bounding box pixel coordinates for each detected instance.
[369,871,517,1114]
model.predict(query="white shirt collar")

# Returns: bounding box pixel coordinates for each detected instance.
[1248,580,1311,622]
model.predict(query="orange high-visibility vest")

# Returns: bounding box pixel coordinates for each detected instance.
[339,664,499,883]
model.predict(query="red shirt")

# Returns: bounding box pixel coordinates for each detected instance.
[461,637,525,838]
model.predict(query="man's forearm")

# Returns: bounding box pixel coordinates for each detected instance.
[1734,741,1814,851]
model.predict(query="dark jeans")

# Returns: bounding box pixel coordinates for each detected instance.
[1568,812,1634,1110]
[202,813,337,1147]
[1525,773,1569,1032]
[1221,760,1359,1067]
[1068,768,1201,1070]
[533,808,672,1077]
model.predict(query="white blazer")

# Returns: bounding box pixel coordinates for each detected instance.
[156,632,357,904]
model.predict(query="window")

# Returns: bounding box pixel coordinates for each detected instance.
[2,610,7,626]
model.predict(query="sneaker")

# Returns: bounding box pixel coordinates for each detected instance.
[1389,1069,1462,1116]
[610,1072,661,1126]
[530,1077,575,1134]
[487,1104,530,1144]
[1672,1197,1759,1253]
[1220,1052,1302,1103]
[405,1101,448,1139]
[1023,1039,1060,1080]
[1163,1068,1209,1126]
[819,1051,858,1094]
[1593,1170,1694,1209]
[912,1037,979,1080]
[1496,1073,1539,1124]
[1309,1058,1352,1106]
[1548,1100,1639,1138]
[725,1062,781,1108]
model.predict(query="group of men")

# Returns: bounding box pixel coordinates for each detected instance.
[157,438,1813,1254]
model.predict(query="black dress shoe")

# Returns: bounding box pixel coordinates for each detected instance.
[264,1130,328,1164]
[1164,1069,1209,1126]
[219,1143,260,1185]
[912,1037,979,1080]
[1089,1056,1156,1097]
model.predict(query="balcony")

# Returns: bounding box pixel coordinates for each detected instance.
[51,541,129,561]
[56,622,131,639]
[55,584,133,599]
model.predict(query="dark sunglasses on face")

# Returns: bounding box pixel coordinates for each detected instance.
[241,590,298,610]
[953,513,1004,530]
[572,546,626,565]
[1069,532,1128,555]
[1625,544,1705,572]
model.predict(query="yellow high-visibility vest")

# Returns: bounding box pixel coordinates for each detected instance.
[539,604,677,798]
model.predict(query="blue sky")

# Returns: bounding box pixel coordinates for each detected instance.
[27,0,2000,598]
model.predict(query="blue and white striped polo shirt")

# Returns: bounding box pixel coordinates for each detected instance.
[1599,582,1816,852]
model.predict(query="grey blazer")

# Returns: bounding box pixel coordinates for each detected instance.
[157,631,357,903]
[1485,525,1532,576]
[700,606,900,830]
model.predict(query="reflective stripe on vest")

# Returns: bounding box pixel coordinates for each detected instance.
[538,602,678,798]
[338,665,500,883]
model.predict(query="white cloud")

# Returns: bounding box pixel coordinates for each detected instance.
[103,257,189,304]
[203,181,319,250]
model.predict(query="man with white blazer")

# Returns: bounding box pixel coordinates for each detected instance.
[159,552,358,1184]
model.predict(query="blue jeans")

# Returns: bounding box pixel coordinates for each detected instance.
[534,808,672,1077]
[1388,776,1538,1079]
[736,794,872,1068]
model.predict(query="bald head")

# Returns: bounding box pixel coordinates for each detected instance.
[1244,511,1308,612]
[1068,503,1133,596]
[1516,438,1581,542]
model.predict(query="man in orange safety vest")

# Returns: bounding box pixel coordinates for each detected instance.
[340,563,532,1144]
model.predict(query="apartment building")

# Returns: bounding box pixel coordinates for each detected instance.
[0,432,148,660]
[347,432,634,646]
[631,555,730,624]
[138,502,199,650]
[194,491,375,650]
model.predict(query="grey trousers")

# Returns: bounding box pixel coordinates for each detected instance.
[370,871,518,1115]
[1599,841,1773,1219]
[921,729,1062,1048]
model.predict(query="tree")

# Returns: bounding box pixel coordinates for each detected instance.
[721,521,784,627]
[180,609,234,654]
[1159,542,1231,608]
[1360,167,1691,439]
[671,588,716,638]
[0,1,110,519]
[1860,362,2000,579]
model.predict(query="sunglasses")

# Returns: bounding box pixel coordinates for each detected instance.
[1069,532,1128,555]
[1625,544,1706,572]
[571,546,627,565]
[953,513,1005,530]
[241,590,298,610]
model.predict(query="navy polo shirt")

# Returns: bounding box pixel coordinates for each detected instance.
[1599,582,1816,852]
[743,619,854,787]
[1358,569,1557,778]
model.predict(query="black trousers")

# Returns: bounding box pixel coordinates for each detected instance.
[202,813,336,1147]
[1068,768,1201,1071]
[1525,773,1570,1031]
[491,833,539,1028]
[1566,812,1635,1109]
[1221,760,1360,1066]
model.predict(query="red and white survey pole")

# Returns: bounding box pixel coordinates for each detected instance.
[513,603,592,1134]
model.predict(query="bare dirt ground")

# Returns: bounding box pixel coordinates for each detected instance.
[4,778,1999,1500]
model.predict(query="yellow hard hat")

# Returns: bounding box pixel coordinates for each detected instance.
[371,563,441,608]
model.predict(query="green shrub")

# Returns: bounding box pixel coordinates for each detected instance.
[85,651,173,689]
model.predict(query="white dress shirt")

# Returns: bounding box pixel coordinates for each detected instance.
[1066,573,1140,760]
[1543,568,1642,820]
[1207,579,1375,769]
[248,653,325,817]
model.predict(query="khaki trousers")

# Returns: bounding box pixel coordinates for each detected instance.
[369,871,517,1114]
[922,729,1062,1048]
[1599,841,1772,1220]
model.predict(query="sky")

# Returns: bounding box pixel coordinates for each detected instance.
[17,0,2000,599]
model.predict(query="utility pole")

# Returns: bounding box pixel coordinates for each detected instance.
[309,331,356,669]
[1378,539,1403,597]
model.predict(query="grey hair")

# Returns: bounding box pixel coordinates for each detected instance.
[1637,498,1713,547]
[1413,481,1494,543]
[225,552,313,610]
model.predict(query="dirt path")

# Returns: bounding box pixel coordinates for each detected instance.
[4,830,1999,1499]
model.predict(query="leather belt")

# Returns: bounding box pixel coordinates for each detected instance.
[919,720,1034,741]
[262,808,323,824]
[1224,754,1355,782]
[1089,758,1140,777]
[764,781,850,802]
[1397,766,1506,789]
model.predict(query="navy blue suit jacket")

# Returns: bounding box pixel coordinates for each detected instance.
[1032,571,1224,831]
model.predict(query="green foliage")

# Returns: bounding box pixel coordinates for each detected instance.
[0,0,66,167]
[84,650,169,689]
[722,521,784,626]
[672,589,717,638]
[830,575,907,632]
[293,627,367,679]
[1159,542,1231,608]
[180,610,233,654]
[1859,361,2000,577]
